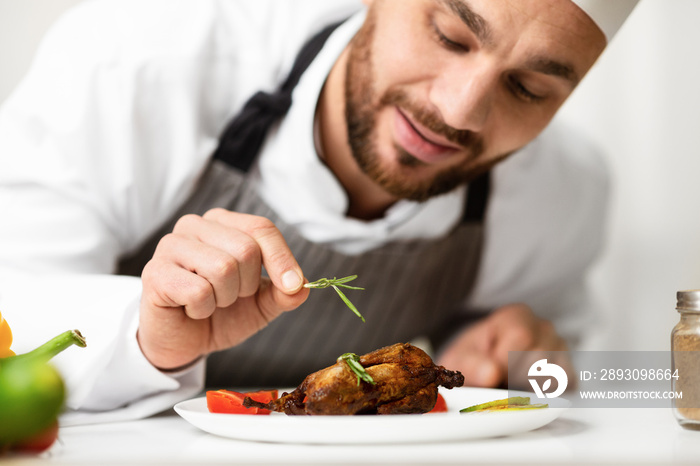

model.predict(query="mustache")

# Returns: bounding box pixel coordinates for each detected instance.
[379,89,482,151]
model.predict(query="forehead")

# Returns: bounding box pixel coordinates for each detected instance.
[436,0,605,77]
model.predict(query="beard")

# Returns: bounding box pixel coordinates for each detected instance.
[343,14,508,202]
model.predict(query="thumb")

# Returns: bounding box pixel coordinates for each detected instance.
[254,277,310,323]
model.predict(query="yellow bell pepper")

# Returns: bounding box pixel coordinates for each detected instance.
[0,311,14,358]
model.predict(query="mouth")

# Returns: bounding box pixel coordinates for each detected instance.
[392,107,461,165]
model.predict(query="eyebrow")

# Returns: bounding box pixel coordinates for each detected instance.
[526,57,580,85]
[439,0,492,45]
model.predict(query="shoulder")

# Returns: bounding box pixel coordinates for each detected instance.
[31,0,363,131]
[493,120,610,208]
[40,0,362,78]
[490,120,611,243]
[491,117,612,237]
[473,120,611,304]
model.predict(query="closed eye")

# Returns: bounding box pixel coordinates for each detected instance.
[432,22,469,53]
[508,76,544,103]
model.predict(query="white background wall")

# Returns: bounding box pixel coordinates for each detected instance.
[1,0,697,352]
[557,0,700,351]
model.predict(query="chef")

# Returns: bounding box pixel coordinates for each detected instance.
[0,0,638,422]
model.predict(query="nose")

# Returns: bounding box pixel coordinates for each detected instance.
[429,61,496,133]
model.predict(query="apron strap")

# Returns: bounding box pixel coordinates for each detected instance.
[462,172,491,223]
[212,20,344,172]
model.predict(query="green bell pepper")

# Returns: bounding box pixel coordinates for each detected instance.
[0,329,86,451]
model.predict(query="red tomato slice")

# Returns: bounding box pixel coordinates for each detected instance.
[428,393,448,413]
[247,389,278,414]
[206,389,278,415]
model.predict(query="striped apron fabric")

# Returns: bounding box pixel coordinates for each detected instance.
[118,21,490,388]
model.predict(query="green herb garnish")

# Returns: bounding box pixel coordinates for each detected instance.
[304,275,366,322]
[337,352,376,386]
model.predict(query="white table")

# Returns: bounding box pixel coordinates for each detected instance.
[6,406,700,465]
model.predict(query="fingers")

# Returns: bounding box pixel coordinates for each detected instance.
[438,304,569,389]
[169,209,303,300]
[139,259,214,369]
[439,350,502,388]
[490,304,568,362]
[141,256,217,320]
[203,209,304,294]
[437,320,506,387]
[169,214,264,302]
[138,210,309,370]
[143,209,306,321]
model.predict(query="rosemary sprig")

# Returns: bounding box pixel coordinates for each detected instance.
[337,352,376,386]
[303,275,366,322]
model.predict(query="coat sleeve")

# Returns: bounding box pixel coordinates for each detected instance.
[0,0,243,275]
[0,0,364,422]
[0,1,229,421]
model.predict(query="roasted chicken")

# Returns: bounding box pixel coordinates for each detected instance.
[243,342,464,415]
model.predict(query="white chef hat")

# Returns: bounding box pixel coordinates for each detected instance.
[571,0,640,42]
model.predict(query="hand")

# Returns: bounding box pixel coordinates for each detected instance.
[137,208,309,370]
[437,304,570,388]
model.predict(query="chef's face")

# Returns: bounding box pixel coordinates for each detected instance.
[345,0,605,201]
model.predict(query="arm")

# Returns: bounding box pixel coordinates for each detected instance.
[437,304,570,388]
[0,0,328,417]
[438,121,611,387]
[0,1,241,418]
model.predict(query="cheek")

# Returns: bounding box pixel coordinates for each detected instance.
[369,11,437,92]
[489,102,561,154]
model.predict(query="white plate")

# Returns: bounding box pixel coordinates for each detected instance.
[174,387,570,444]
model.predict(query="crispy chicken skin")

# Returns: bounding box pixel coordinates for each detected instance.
[243,343,464,415]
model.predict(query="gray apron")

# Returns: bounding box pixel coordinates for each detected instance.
[118,21,490,388]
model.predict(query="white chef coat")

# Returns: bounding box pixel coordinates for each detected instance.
[0,0,610,424]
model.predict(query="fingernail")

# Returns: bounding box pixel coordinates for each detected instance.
[281,270,302,292]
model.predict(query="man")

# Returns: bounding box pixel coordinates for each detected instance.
[0,0,637,420]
